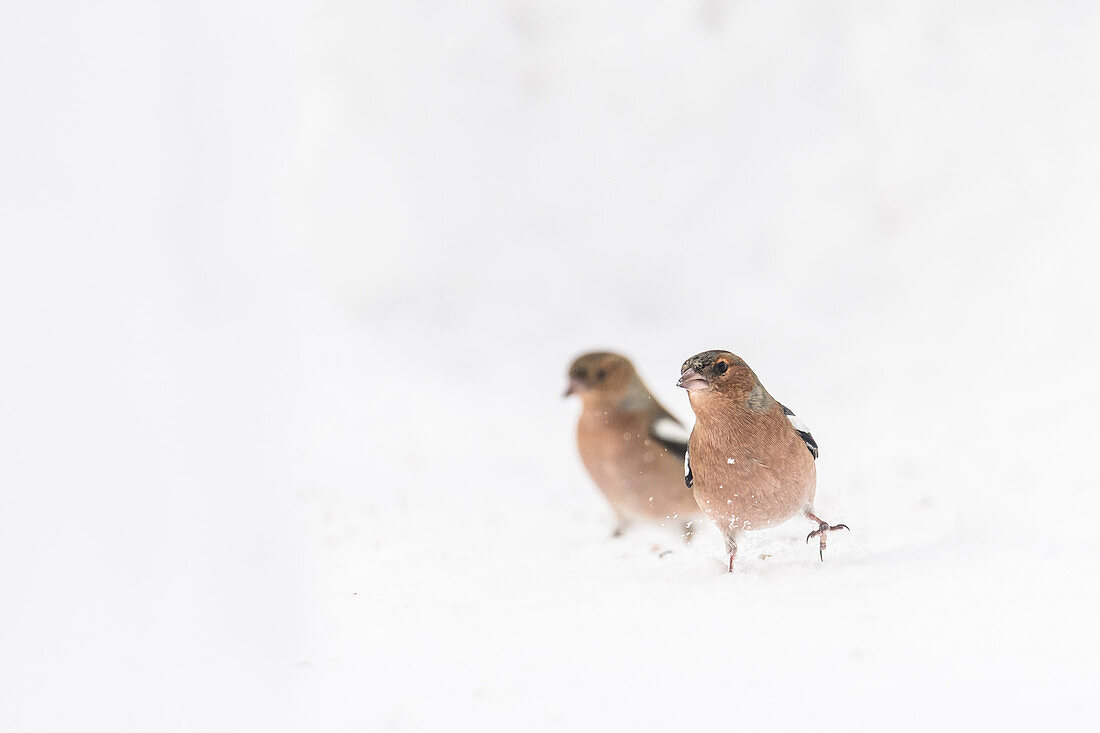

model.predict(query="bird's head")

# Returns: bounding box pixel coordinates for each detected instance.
[564,352,636,402]
[677,350,760,402]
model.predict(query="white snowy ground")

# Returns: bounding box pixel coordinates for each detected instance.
[2,2,1099,732]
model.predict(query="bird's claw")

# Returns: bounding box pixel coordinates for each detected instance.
[805,523,850,542]
[805,523,850,561]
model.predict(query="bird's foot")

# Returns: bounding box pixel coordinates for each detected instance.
[805,522,849,561]
[724,533,739,572]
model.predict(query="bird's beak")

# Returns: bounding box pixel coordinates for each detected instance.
[563,377,586,397]
[676,368,709,392]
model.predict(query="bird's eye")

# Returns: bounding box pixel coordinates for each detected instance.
[596,369,607,381]
[714,361,728,375]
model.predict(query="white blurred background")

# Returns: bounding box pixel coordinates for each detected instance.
[1,2,1098,731]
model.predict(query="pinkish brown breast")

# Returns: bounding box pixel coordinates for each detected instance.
[689,404,816,532]
[577,408,699,522]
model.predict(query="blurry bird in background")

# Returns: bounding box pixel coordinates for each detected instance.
[678,349,848,571]
[566,352,701,542]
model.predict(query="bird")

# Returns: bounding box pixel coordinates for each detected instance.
[566,352,701,541]
[677,349,848,571]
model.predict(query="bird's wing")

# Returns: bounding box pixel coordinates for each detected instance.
[648,414,689,459]
[780,403,819,459]
[684,445,693,488]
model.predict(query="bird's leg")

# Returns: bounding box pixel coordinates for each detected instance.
[804,509,849,562]
[723,531,739,573]
[681,520,695,544]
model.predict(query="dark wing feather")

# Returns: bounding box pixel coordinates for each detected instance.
[780,403,819,460]
[684,446,693,488]
[647,414,692,486]
[647,417,688,460]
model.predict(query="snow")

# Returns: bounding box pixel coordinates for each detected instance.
[2,1,1100,732]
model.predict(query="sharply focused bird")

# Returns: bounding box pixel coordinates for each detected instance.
[566,352,701,541]
[677,349,848,571]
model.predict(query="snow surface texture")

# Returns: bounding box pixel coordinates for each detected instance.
[1,2,1099,732]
